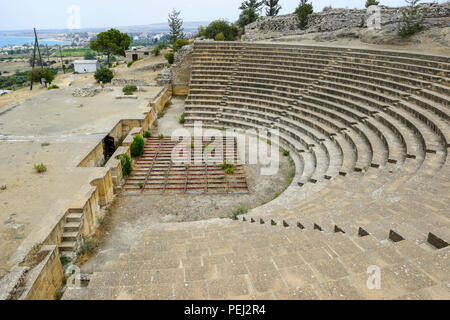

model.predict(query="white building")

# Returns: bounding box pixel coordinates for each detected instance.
[73,60,100,73]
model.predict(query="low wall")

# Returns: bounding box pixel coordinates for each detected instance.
[19,246,64,300]
[2,86,173,300]
[244,2,450,41]
[77,87,171,169]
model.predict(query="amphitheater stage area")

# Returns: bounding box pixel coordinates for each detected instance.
[61,41,450,300]
[0,84,164,279]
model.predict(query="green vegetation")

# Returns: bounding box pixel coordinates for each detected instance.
[264,0,282,16]
[127,57,142,68]
[143,131,151,138]
[28,68,55,85]
[200,20,238,41]
[295,0,313,29]
[283,150,290,156]
[228,206,249,220]
[1,185,6,190]
[168,9,185,44]
[90,28,131,66]
[130,135,145,157]
[398,0,424,37]
[59,47,97,57]
[173,38,189,51]
[220,161,236,171]
[59,255,71,267]
[0,71,28,89]
[158,134,165,139]
[123,84,138,95]
[164,52,174,64]
[365,0,380,7]
[238,0,263,27]
[48,84,59,90]
[94,67,114,83]
[215,32,225,41]
[34,163,47,173]
[225,167,235,174]
[120,154,132,176]
[138,182,144,189]
[179,113,185,124]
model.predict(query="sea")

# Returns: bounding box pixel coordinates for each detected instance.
[0,36,71,48]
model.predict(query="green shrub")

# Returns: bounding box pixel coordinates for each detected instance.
[123,84,137,95]
[398,0,424,37]
[158,134,164,139]
[283,150,290,156]
[151,47,160,56]
[127,58,142,68]
[130,135,145,157]
[143,131,151,138]
[215,32,225,41]
[48,84,59,90]
[28,68,55,84]
[137,182,143,189]
[120,154,132,176]
[365,0,379,7]
[200,20,238,41]
[225,167,235,174]
[173,39,189,51]
[94,67,114,83]
[164,52,174,64]
[179,113,185,124]
[34,163,47,173]
[295,0,313,29]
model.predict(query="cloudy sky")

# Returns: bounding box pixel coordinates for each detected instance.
[0,0,447,31]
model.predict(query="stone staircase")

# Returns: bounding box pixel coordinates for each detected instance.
[59,208,84,256]
[63,218,449,300]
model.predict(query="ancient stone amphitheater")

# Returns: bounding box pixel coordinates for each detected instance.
[65,41,449,300]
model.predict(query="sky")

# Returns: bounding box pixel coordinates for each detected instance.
[0,0,448,31]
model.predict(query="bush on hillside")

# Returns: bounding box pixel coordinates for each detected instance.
[123,85,137,95]
[120,154,132,176]
[164,52,174,64]
[27,68,55,85]
[173,39,189,51]
[130,135,145,157]
[200,20,238,41]
[94,67,114,83]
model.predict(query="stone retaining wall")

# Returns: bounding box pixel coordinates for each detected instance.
[245,2,450,41]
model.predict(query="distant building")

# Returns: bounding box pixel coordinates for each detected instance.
[125,47,151,62]
[73,60,100,73]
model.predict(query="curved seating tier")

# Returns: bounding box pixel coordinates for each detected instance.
[65,41,450,300]
[185,41,450,245]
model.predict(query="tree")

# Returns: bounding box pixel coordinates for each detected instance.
[295,0,313,30]
[200,20,239,41]
[90,28,130,67]
[237,0,264,27]
[94,67,114,84]
[365,0,380,7]
[84,51,96,60]
[398,0,425,37]
[27,68,54,85]
[264,0,282,16]
[168,9,184,45]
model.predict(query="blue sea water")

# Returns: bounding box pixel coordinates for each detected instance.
[0,36,71,48]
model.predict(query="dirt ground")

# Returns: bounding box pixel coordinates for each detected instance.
[80,97,295,274]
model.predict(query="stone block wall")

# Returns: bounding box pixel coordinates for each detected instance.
[20,246,64,300]
[245,2,450,41]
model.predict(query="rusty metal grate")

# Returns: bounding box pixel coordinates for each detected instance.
[123,136,249,195]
